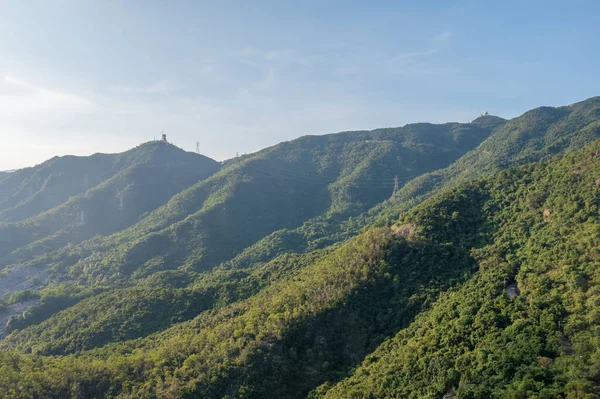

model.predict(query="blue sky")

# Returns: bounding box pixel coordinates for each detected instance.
[1,0,599,169]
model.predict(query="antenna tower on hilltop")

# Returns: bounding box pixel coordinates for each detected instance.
[196,141,200,154]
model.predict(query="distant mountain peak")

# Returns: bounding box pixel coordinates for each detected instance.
[471,113,505,123]
[470,113,506,129]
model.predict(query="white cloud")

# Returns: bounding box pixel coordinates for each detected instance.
[2,75,91,113]
[385,48,453,76]
[387,64,454,76]
[335,63,361,76]
[384,30,454,76]
[198,64,215,74]
[292,103,357,123]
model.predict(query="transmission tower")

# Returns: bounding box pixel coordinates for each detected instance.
[116,191,124,213]
[196,141,200,154]
[392,175,399,197]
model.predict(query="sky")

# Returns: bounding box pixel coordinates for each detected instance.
[0,0,599,170]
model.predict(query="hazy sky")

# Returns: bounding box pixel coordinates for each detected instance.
[1,0,599,169]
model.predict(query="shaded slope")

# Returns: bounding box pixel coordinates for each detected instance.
[0,153,117,222]
[0,142,220,262]
[0,142,219,223]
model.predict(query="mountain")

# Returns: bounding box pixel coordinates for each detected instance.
[0,170,16,179]
[0,142,220,223]
[0,142,221,263]
[2,134,600,399]
[376,96,600,220]
[1,97,600,398]
[0,153,125,222]
[5,119,496,288]
[217,97,600,274]
[0,119,500,348]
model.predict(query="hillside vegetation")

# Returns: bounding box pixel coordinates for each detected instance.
[0,142,218,224]
[376,97,600,221]
[2,136,600,398]
[320,139,600,399]
[7,119,494,288]
[223,97,600,273]
[0,142,220,254]
[1,97,600,398]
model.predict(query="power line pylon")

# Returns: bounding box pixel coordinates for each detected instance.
[392,175,399,197]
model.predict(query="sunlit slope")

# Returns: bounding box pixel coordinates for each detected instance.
[320,139,600,399]
[0,220,480,398]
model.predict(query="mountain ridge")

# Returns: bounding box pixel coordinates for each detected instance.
[1,96,600,398]
[8,118,496,287]
[3,135,600,398]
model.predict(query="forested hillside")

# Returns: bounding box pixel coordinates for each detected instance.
[1,132,600,398]
[0,142,220,262]
[224,97,600,273]
[320,139,600,399]
[3,120,494,287]
[0,118,498,343]
[1,97,600,398]
[0,153,117,222]
[0,142,218,223]
[372,96,600,221]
